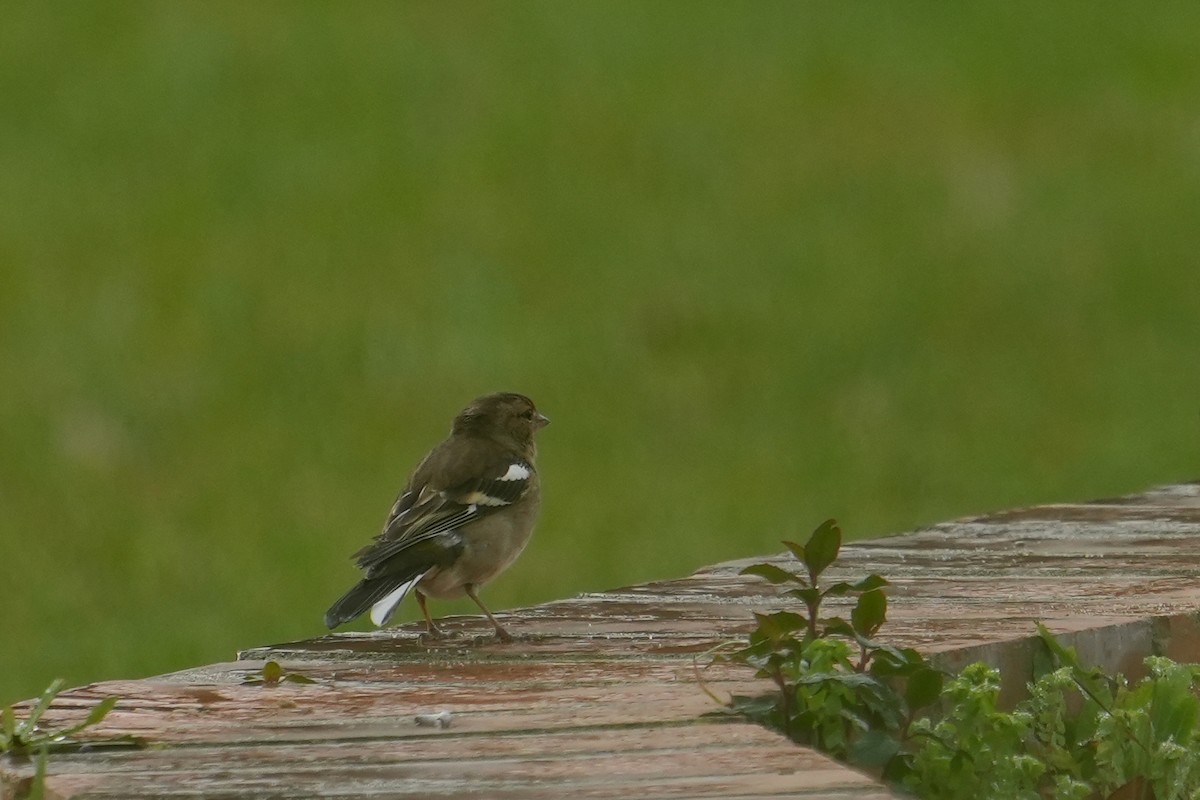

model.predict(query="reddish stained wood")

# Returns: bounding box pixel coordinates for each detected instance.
[5,481,1200,798]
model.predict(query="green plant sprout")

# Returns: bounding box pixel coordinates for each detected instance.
[716,519,944,776]
[715,520,1200,799]
[1,680,117,758]
[2,679,130,800]
[242,660,317,686]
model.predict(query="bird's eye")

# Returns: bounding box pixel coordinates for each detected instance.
[521,409,534,420]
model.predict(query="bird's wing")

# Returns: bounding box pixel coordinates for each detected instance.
[353,445,534,575]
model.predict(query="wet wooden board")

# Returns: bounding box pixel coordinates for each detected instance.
[4,481,1200,799]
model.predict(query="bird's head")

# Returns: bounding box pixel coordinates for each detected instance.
[453,392,549,453]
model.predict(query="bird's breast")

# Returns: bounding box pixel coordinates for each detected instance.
[417,494,540,598]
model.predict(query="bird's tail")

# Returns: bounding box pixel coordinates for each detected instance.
[324,570,430,629]
[326,530,464,629]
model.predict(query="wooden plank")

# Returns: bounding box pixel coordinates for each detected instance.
[6,481,1200,798]
[31,727,891,799]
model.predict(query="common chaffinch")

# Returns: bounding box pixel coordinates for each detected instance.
[324,392,549,642]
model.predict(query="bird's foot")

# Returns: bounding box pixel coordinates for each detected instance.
[422,623,450,641]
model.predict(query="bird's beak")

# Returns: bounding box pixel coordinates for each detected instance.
[534,412,550,430]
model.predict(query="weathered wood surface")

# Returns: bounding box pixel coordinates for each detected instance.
[4,481,1200,798]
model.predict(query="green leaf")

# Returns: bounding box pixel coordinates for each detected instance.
[740,563,800,585]
[881,751,915,784]
[743,651,787,674]
[905,667,944,711]
[850,574,889,592]
[31,745,48,800]
[851,589,887,637]
[822,581,854,597]
[781,539,806,563]
[848,729,902,769]
[838,707,872,736]
[283,673,317,685]
[1036,623,1115,707]
[261,660,284,685]
[728,693,779,720]
[1,706,15,748]
[858,690,906,732]
[795,671,881,690]
[823,576,890,598]
[1031,633,1057,680]
[22,679,65,736]
[803,519,841,580]
[785,586,821,607]
[1146,658,1199,742]
[752,611,807,641]
[82,696,117,728]
[869,646,928,677]
[729,638,775,662]
[1036,622,1082,670]
[822,617,854,638]
[55,697,118,740]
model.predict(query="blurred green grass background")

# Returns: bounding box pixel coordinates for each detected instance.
[2,3,1198,704]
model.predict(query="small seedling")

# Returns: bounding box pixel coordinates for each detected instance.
[1,679,118,757]
[715,519,943,775]
[2,679,132,800]
[713,519,1200,799]
[242,660,317,686]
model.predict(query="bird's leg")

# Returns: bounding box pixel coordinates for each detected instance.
[416,590,448,639]
[465,585,512,643]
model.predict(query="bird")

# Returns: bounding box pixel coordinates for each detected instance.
[324,392,549,642]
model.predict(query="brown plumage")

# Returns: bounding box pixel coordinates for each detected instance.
[324,393,549,641]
